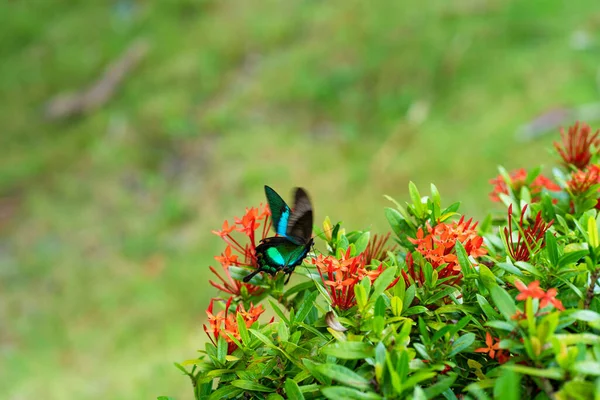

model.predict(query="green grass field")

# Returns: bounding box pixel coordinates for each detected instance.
[2,0,600,398]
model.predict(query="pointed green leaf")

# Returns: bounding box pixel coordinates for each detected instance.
[322,341,374,359]
[490,285,517,321]
[293,291,318,324]
[321,387,382,400]
[285,378,305,400]
[449,333,475,356]
[315,364,370,390]
[231,380,275,392]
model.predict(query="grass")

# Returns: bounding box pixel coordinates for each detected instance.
[1,0,600,398]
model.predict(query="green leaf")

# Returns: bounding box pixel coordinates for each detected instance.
[314,280,333,306]
[216,336,227,364]
[514,261,543,277]
[355,283,368,309]
[504,365,564,379]
[237,313,250,344]
[391,296,403,316]
[231,380,275,392]
[494,368,520,400]
[404,306,429,316]
[371,265,397,300]
[558,250,587,267]
[278,321,289,342]
[455,241,475,277]
[573,361,600,376]
[490,285,517,321]
[284,281,316,298]
[173,362,188,375]
[208,386,244,400]
[409,181,424,216]
[403,285,416,311]
[315,364,371,390]
[477,294,501,320]
[302,359,332,384]
[424,374,457,399]
[431,183,441,206]
[322,341,375,359]
[298,384,320,394]
[157,397,175,400]
[285,378,305,400]
[354,232,371,255]
[400,371,437,392]
[249,329,274,347]
[321,387,382,400]
[449,333,475,357]
[568,310,600,329]
[478,264,497,289]
[266,395,285,400]
[545,231,558,266]
[293,291,318,324]
[589,215,599,248]
[385,207,405,237]
[418,317,431,344]
[496,261,524,277]
[485,320,516,331]
[424,286,456,305]
[413,386,427,400]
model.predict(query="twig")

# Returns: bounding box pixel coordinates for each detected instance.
[584,269,599,309]
[44,39,149,120]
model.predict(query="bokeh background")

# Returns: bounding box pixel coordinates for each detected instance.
[2,0,600,398]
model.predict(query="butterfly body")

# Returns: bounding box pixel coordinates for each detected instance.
[243,186,313,283]
[255,237,314,275]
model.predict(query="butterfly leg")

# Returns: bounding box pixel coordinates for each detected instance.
[284,271,293,285]
[242,268,263,283]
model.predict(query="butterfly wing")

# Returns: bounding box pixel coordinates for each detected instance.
[256,236,312,273]
[264,185,291,237]
[286,187,313,245]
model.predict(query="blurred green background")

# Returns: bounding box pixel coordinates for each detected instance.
[2,0,599,398]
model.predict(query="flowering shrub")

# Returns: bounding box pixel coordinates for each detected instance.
[165,122,600,400]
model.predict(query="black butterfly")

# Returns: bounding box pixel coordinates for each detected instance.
[243,186,314,284]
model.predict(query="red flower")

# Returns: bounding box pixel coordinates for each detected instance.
[568,165,600,193]
[514,280,565,311]
[554,122,600,169]
[515,280,545,301]
[312,248,398,310]
[504,204,554,262]
[474,332,510,364]
[364,232,397,266]
[407,217,487,285]
[567,165,600,210]
[475,332,500,359]
[209,204,271,297]
[539,288,565,311]
[489,168,560,202]
[203,297,265,354]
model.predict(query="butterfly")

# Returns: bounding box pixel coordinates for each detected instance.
[243,185,314,284]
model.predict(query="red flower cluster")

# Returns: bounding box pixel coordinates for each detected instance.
[504,204,554,262]
[489,168,560,202]
[312,248,398,310]
[554,122,600,169]
[566,164,600,210]
[515,280,565,311]
[405,217,487,285]
[209,205,271,297]
[567,164,600,195]
[204,297,265,354]
[364,232,397,266]
[475,332,509,364]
